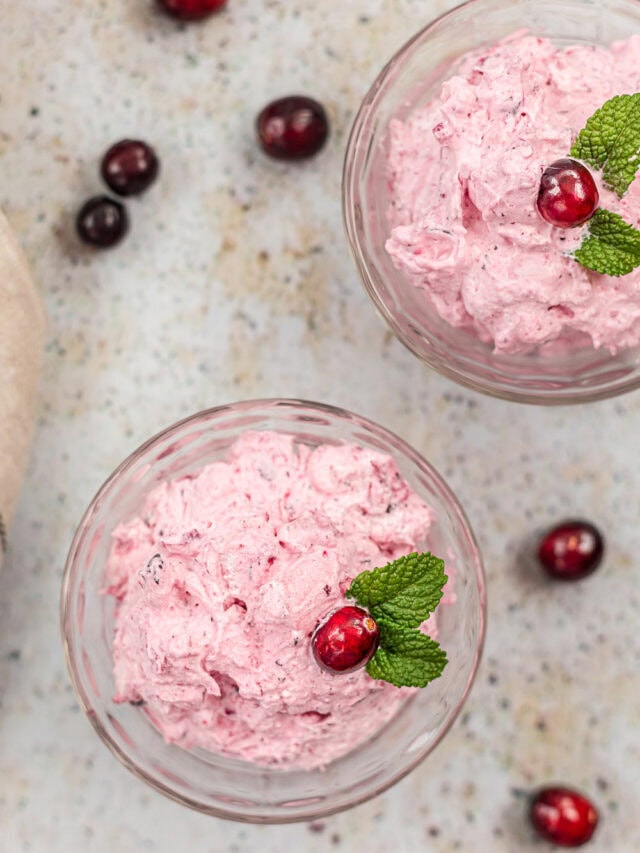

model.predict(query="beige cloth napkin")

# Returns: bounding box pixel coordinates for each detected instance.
[0,210,46,568]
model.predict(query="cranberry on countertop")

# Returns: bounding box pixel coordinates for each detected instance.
[537,520,604,581]
[158,0,227,20]
[101,140,160,197]
[536,158,599,228]
[530,786,599,847]
[256,95,329,161]
[312,606,380,674]
[76,196,129,248]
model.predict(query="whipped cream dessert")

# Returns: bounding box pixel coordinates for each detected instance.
[105,431,436,769]
[386,32,640,354]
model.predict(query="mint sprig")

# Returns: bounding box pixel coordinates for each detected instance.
[573,208,640,276]
[565,92,640,276]
[571,94,640,198]
[347,551,448,689]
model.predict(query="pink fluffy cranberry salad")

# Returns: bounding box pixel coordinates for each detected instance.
[105,431,439,769]
[385,32,640,354]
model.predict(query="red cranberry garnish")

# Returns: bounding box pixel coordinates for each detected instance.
[530,786,599,847]
[256,96,329,161]
[76,196,129,248]
[536,158,599,228]
[537,520,604,581]
[101,140,160,197]
[312,606,380,674]
[158,0,227,20]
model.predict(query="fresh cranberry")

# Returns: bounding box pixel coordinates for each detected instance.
[76,196,129,248]
[537,520,604,581]
[256,96,329,160]
[530,786,599,847]
[312,606,380,674]
[536,158,599,228]
[158,0,227,20]
[101,140,159,197]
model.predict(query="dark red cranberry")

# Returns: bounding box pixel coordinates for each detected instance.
[537,520,604,581]
[76,196,129,248]
[536,158,599,228]
[158,0,227,20]
[312,606,380,674]
[101,140,159,197]
[256,96,329,161]
[530,786,599,847]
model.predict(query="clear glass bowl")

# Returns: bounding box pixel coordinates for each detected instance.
[343,0,640,404]
[61,399,485,823]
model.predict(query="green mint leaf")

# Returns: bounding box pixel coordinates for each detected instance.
[573,207,640,276]
[570,93,640,197]
[366,619,447,688]
[346,551,447,628]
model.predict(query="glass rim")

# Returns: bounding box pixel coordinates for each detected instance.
[60,397,487,822]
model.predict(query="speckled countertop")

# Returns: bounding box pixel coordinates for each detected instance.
[1,1,639,851]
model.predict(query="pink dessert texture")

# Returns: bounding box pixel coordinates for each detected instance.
[385,32,640,354]
[105,431,439,769]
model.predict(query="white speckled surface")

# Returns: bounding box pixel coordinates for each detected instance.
[1,1,639,850]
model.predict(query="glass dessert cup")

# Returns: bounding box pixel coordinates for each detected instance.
[343,0,640,404]
[61,399,485,823]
